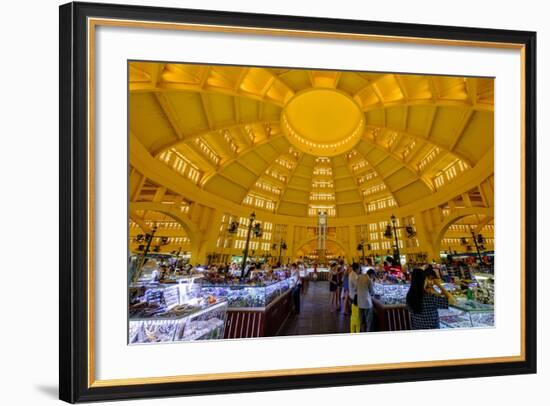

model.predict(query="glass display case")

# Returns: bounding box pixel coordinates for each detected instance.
[305,267,330,280]
[306,267,329,274]
[198,276,297,309]
[473,277,494,305]
[438,299,494,328]
[157,274,205,285]
[373,282,410,305]
[435,280,493,304]
[129,301,227,343]
[128,283,228,343]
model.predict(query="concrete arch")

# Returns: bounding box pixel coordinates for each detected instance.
[293,237,349,258]
[129,202,201,257]
[129,210,152,234]
[432,207,493,256]
[475,215,494,234]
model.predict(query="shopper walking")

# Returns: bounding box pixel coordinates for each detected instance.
[328,263,339,312]
[291,263,302,314]
[356,268,375,332]
[335,261,345,312]
[349,263,360,333]
[342,265,351,315]
[406,268,456,330]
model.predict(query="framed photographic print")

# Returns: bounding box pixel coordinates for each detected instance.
[59,1,537,403]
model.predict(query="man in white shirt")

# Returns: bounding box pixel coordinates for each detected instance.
[356,269,375,332]
[290,263,302,314]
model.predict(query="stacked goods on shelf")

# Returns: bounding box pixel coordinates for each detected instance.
[129,283,228,344]
[198,275,296,309]
[372,276,495,330]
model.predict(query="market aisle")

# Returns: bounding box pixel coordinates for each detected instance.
[279,281,350,336]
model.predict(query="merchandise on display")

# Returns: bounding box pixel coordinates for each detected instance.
[438,298,494,328]
[372,277,494,329]
[199,275,297,309]
[373,282,409,305]
[129,282,228,344]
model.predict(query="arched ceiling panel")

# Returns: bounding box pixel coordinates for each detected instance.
[335,189,362,204]
[406,105,438,136]
[334,177,357,191]
[454,111,494,162]
[337,202,365,218]
[429,106,471,149]
[393,180,435,206]
[277,70,312,91]
[385,106,408,130]
[385,167,419,190]
[129,62,493,219]
[203,175,247,203]
[337,72,369,94]
[164,92,210,134]
[203,93,236,126]
[220,161,259,185]
[398,75,432,100]
[277,201,308,217]
[235,97,260,122]
[130,93,179,153]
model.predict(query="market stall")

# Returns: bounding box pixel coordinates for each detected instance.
[199,275,297,338]
[305,267,330,281]
[438,299,494,328]
[372,279,494,331]
[372,283,411,331]
[128,281,228,343]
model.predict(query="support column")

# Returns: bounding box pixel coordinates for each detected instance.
[348,225,358,264]
[189,243,201,266]
[462,192,473,208]
[129,169,145,202]
[317,212,327,264]
[479,180,495,207]
[286,225,295,264]
[152,186,167,203]
[414,211,438,262]
[129,211,151,234]
[196,209,224,264]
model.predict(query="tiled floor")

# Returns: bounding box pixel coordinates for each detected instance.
[279,281,351,336]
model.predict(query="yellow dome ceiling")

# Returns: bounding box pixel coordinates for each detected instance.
[282,88,364,156]
[129,62,494,219]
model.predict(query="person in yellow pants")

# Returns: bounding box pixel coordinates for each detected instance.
[350,300,360,333]
[349,263,361,333]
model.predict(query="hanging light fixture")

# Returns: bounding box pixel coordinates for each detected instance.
[384,224,393,239]
[227,220,239,233]
[405,225,416,238]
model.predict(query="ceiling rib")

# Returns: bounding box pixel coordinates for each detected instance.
[155,120,279,156]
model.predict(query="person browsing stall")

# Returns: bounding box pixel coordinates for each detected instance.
[406,268,456,330]
[356,268,375,332]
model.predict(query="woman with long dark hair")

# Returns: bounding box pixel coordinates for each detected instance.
[406,268,455,330]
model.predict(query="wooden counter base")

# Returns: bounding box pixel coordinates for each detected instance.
[373,298,412,331]
[224,288,295,338]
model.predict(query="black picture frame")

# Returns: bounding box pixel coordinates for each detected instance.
[60,1,537,403]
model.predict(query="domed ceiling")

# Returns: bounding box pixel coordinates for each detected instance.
[129,62,494,219]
